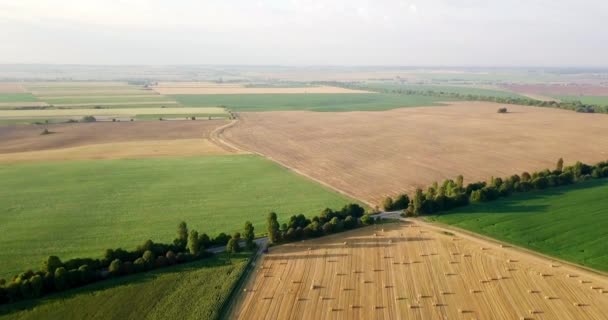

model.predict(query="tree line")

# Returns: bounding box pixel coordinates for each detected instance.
[266,203,371,244]
[380,159,608,217]
[318,81,608,114]
[0,221,256,305]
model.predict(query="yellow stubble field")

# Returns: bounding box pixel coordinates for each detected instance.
[233,221,608,320]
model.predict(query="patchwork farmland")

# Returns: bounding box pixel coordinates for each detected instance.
[1,71,608,320]
[233,221,608,319]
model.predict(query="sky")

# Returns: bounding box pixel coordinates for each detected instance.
[0,0,607,66]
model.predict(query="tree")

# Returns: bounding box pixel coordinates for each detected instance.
[322,222,333,234]
[456,175,464,189]
[54,267,68,291]
[188,230,200,255]
[43,256,63,273]
[361,214,374,225]
[81,115,97,122]
[175,221,188,249]
[142,250,155,266]
[232,232,242,252]
[343,215,357,229]
[226,238,240,253]
[382,197,394,211]
[166,251,177,265]
[30,275,43,297]
[109,259,122,276]
[243,221,255,249]
[393,194,410,210]
[267,212,281,244]
[556,158,564,172]
[412,188,424,216]
[199,233,211,249]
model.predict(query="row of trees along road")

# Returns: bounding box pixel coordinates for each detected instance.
[381,158,608,217]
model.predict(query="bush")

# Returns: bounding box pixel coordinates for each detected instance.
[43,256,63,274]
[108,259,122,276]
[166,251,177,265]
[226,238,239,254]
[361,214,374,225]
[142,250,155,266]
[80,116,96,123]
[497,107,508,113]
[54,267,68,291]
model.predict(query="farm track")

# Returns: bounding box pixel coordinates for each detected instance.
[232,220,608,319]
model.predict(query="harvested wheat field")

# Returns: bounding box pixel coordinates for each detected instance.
[0,120,229,154]
[152,84,371,95]
[233,221,608,320]
[0,139,235,162]
[223,102,608,205]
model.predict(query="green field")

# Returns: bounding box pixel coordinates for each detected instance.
[429,179,608,272]
[556,95,608,106]
[364,83,525,98]
[0,155,356,279]
[0,252,250,320]
[0,94,38,103]
[171,93,447,111]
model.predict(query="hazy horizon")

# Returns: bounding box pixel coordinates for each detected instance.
[1,0,607,67]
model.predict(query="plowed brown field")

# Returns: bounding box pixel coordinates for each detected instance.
[233,221,608,320]
[0,120,230,156]
[223,102,608,205]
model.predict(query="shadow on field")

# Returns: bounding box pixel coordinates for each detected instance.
[435,179,608,217]
[0,252,248,316]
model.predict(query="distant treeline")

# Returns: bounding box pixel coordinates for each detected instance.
[381,158,608,216]
[320,81,608,114]
[0,222,255,305]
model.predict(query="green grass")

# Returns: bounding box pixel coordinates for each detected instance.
[0,155,356,279]
[429,179,608,272]
[0,94,38,103]
[364,83,525,98]
[0,252,251,320]
[555,95,608,106]
[171,93,447,112]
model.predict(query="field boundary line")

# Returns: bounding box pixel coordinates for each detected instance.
[216,114,374,208]
[418,217,608,278]
[219,250,261,320]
